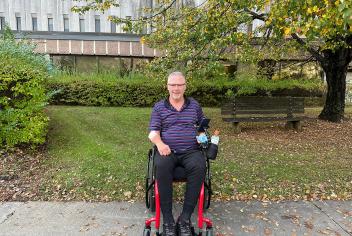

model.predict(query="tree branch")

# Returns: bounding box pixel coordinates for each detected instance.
[243,8,267,21]
[291,33,326,63]
[260,27,272,50]
[120,0,177,22]
[142,0,209,23]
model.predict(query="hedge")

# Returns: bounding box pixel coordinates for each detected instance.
[46,77,323,107]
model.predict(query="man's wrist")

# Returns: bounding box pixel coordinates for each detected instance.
[155,141,165,147]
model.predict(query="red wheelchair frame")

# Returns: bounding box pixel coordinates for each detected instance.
[143,146,214,236]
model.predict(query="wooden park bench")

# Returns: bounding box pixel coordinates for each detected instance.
[221,96,305,133]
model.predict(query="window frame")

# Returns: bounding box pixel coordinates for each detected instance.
[16,16,21,31]
[63,15,69,32]
[79,18,85,32]
[0,17,5,31]
[32,17,38,31]
[48,17,54,32]
[95,16,101,33]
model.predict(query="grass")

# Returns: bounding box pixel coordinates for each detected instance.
[41,106,352,201]
[44,106,151,201]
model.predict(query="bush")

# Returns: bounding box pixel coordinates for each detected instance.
[46,73,323,107]
[0,28,51,148]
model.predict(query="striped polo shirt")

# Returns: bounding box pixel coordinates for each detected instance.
[149,97,205,153]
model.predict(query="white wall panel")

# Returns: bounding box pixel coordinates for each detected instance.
[0,0,205,33]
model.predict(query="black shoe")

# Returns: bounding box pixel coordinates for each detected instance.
[162,222,176,236]
[177,220,192,236]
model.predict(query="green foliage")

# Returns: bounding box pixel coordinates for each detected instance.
[1,24,15,41]
[138,0,352,74]
[51,71,147,83]
[71,0,119,14]
[46,73,323,107]
[47,78,166,107]
[0,31,51,148]
[231,73,323,96]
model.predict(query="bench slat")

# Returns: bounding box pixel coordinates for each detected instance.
[231,98,304,107]
[233,109,304,115]
[234,105,304,110]
[221,110,234,115]
[222,108,304,115]
[234,97,304,102]
[233,99,304,105]
[223,117,304,122]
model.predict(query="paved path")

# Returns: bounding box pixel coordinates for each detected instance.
[0,201,351,235]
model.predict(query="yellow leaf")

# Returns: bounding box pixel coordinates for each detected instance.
[313,5,319,12]
[284,27,291,36]
[307,7,313,14]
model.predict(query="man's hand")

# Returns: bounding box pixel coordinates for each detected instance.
[156,143,171,156]
[148,130,171,156]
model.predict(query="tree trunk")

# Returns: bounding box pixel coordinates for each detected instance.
[319,48,351,122]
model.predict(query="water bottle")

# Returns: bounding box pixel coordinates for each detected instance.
[210,130,220,145]
[207,130,220,160]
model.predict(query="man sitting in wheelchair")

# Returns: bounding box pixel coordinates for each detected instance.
[148,72,219,236]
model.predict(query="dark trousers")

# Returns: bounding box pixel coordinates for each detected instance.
[155,149,206,222]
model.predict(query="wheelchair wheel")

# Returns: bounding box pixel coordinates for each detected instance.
[148,184,155,212]
[142,227,151,236]
[203,160,212,210]
[145,148,156,212]
[205,227,214,236]
[203,182,211,210]
[191,226,196,235]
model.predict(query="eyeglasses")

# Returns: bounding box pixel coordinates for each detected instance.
[167,83,185,87]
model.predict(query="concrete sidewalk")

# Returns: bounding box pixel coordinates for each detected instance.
[0,201,351,236]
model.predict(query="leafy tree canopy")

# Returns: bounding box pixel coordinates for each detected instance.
[72,0,352,122]
[72,0,351,70]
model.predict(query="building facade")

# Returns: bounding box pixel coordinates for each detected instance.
[0,0,205,74]
[0,0,205,33]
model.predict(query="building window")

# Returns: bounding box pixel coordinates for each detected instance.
[111,21,116,33]
[32,17,38,31]
[95,16,100,33]
[48,17,53,31]
[0,17,5,31]
[79,18,85,32]
[63,15,69,32]
[16,16,21,31]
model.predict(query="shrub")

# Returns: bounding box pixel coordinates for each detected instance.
[0,28,51,148]
[46,72,323,107]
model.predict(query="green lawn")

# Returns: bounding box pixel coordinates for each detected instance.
[42,106,352,201]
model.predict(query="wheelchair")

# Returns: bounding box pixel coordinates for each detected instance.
[143,119,218,236]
